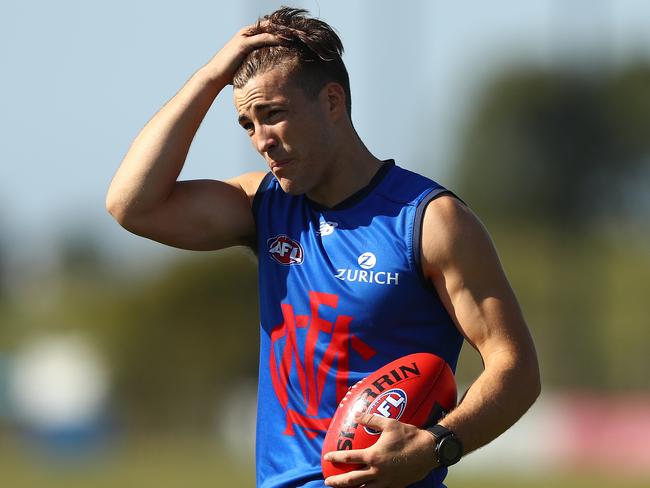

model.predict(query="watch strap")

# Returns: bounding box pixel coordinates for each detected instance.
[426,424,453,440]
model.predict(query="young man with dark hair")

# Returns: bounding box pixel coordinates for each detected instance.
[107,7,540,488]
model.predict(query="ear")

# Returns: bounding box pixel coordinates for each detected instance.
[321,82,347,121]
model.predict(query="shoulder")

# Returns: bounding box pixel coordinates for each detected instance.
[420,196,499,280]
[226,171,268,204]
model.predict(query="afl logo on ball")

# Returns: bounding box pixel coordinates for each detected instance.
[268,235,304,265]
[364,388,408,435]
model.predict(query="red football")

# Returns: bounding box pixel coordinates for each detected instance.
[321,352,457,478]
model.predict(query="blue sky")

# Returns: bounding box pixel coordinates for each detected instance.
[1,0,649,266]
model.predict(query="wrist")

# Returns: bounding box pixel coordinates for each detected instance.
[425,424,464,468]
[195,64,230,91]
[421,426,441,471]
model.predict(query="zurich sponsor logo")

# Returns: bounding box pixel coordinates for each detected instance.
[335,252,399,286]
[357,252,376,269]
[364,388,408,435]
[268,235,304,265]
[317,221,338,236]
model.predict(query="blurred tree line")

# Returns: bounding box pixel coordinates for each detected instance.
[1,60,649,435]
[452,61,650,390]
[0,245,259,434]
[456,63,650,227]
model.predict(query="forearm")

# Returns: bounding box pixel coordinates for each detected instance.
[438,349,540,455]
[106,66,226,222]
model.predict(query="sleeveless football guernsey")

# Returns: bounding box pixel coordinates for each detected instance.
[252,160,463,488]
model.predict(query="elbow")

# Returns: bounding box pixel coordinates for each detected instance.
[105,191,126,224]
[533,365,542,402]
[505,349,541,410]
[523,355,542,408]
[105,188,137,228]
[105,192,118,218]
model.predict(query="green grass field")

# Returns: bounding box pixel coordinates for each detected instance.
[447,473,650,488]
[1,437,648,488]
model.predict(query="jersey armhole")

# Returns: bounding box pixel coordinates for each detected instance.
[412,188,465,290]
[249,172,275,254]
[252,172,275,223]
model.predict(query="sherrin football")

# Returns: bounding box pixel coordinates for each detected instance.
[321,352,457,478]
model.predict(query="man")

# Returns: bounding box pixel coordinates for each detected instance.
[106,7,540,488]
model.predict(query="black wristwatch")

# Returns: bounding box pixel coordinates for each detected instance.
[427,424,463,467]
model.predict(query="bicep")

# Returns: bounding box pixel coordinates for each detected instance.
[421,198,535,362]
[121,172,265,251]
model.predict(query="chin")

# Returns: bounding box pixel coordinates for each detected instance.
[275,176,306,196]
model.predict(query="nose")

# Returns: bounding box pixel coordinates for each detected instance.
[254,125,277,155]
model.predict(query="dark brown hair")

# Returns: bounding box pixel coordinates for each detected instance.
[233,7,352,117]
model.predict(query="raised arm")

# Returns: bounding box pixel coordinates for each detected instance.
[106,27,279,250]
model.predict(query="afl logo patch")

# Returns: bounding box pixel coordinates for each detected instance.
[364,388,408,435]
[268,235,304,265]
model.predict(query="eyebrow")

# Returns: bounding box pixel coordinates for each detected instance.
[237,103,273,126]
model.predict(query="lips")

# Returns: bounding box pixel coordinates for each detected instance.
[270,159,292,170]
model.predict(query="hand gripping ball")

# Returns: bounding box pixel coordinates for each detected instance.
[321,352,457,478]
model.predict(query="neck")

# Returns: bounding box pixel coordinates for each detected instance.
[306,129,383,208]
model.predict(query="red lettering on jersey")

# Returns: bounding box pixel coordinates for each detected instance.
[283,408,331,438]
[269,291,377,437]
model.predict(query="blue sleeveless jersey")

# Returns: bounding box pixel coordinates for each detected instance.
[252,161,463,488]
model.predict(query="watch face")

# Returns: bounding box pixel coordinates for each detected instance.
[439,436,463,466]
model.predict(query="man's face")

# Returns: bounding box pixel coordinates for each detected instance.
[234,68,334,196]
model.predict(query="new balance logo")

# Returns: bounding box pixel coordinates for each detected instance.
[317,221,338,236]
